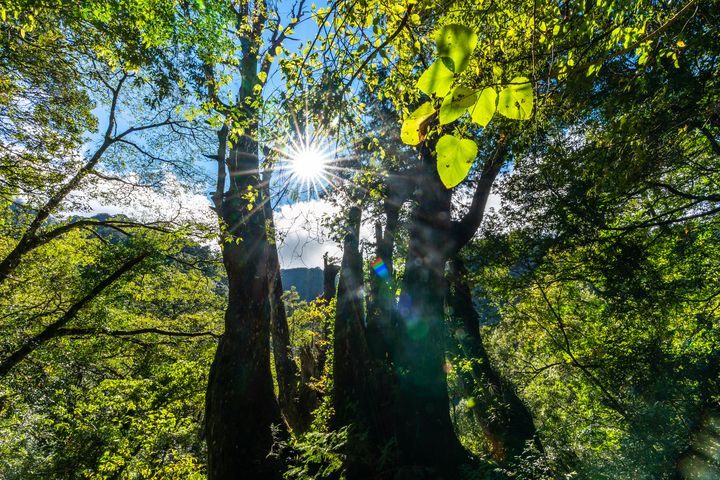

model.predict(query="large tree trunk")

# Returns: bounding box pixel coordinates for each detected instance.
[205,199,283,479]
[205,109,284,478]
[333,204,397,478]
[333,205,371,428]
[447,257,540,463]
[263,178,316,433]
[366,193,402,364]
[393,144,469,477]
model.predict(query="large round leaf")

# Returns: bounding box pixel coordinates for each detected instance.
[401,101,435,145]
[436,134,478,188]
[439,86,478,125]
[497,77,534,120]
[416,60,454,98]
[436,24,477,73]
[470,87,497,127]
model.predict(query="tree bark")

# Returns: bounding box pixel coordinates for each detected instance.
[263,177,316,433]
[205,173,284,479]
[204,63,284,476]
[333,204,397,478]
[366,189,402,364]
[203,10,293,477]
[393,143,469,476]
[333,205,371,428]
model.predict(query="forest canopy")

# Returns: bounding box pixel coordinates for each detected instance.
[1,0,718,479]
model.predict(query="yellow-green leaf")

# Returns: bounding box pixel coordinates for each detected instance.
[436,134,478,188]
[439,86,478,125]
[470,87,497,127]
[401,102,435,145]
[417,60,454,97]
[436,24,477,73]
[497,77,533,120]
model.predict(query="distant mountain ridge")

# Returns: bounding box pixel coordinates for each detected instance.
[280,267,323,301]
[16,206,326,301]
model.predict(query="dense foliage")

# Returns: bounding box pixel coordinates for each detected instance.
[1,0,718,479]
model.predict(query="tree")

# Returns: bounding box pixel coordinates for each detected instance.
[0,227,224,478]
[196,1,310,477]
[0,1,212,286]
[3,0,718,478]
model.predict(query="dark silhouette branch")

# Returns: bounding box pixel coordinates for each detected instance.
[259,0,307,77]
[648,181,720,202]
[55,327,220,339]
[451,136,508,252]
[341,5,413,95]
[0,253,148,378]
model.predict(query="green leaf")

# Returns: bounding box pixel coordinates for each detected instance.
[470,87,497,127]
[417,60,454,97]
[439,86,478,124]
[436,134,478,188]
[401,102,435,145]
[586,63,602,77]
[497,77,533,120]
[436,24,477,73]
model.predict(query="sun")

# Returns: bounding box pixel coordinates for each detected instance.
[279,137,336,196]
[289,145,329,182]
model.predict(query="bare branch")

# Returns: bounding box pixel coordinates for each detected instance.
[451,135,508,252]
[56,327,220,339]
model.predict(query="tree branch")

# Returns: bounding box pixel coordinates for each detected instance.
[451,135,508,252]
[56,327,220,339]
[259,0,307,77]
[341,5,413,95]
[0,253,149,378]
[648,181,720,202]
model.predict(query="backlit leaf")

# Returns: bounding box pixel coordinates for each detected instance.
[439,86,477,124]
[497,77,533,120]
[470,87,497,127]
[401,102,435,145]
[417,60,454,97]
[436,134,478,188]
[436,24,477,73]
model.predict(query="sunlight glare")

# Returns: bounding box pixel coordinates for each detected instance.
[278,135,338,198]
[290,145,329,182]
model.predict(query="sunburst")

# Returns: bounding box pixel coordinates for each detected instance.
[278,132,337,197]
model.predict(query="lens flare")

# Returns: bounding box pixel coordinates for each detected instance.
[370,258,390,280]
